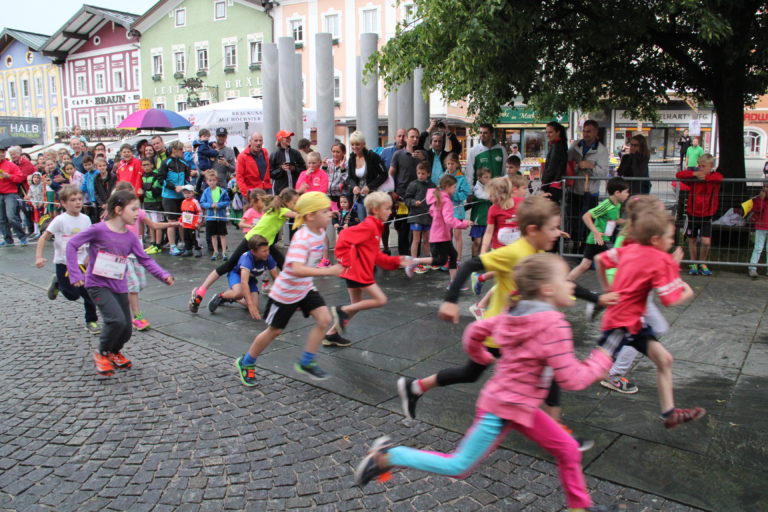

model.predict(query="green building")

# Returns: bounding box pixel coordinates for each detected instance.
[132,0,272,111]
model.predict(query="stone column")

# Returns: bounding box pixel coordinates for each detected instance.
[278,36,298,138]
[295,53,303,139]
[359,33,379,148]
[413,67,429,132]
[387,87,398,144]
[262,42,279,142]
[315,33,334,158]
[397,76,414,130]
[355,56,362,133]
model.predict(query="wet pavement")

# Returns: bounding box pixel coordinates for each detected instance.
[1,231,765,511]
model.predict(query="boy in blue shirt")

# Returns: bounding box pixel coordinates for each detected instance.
[208,234,278,319]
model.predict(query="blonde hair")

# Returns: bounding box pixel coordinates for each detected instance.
[620,195,664,241]
[698,153,715,167]
[486,177,512,205]
[629,208,673,245]
[516,195,560,235]
[349,131,366,146]
[514,253,565,301]
[306,151,322,163]
[508,174,529,190]
[363,191,392,213]
[204,169,218,181]
[58,184,82,203]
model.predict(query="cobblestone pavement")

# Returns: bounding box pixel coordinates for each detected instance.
[0,273,706,512]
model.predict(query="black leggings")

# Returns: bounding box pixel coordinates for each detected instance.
[215,238,285,276]
[435,347,561,407]
[430,241,458,270]
[88,287,132,355]
[183,228,200,250]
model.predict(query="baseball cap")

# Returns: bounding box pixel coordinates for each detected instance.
[215,127,228,136]
[276,129,295,141]
[181,184,195,192]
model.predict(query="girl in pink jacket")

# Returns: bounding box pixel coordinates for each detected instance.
[355,253,616,512]
[419,174,471,283]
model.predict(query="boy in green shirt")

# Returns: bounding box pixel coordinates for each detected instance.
[141,158,164,254]
[567,177,630,281]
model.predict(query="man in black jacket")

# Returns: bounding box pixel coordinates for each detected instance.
[390,128,426,256]
[269,130,306,194]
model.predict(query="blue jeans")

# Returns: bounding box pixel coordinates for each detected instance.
[750,230,767,273]
[0,193,25,243]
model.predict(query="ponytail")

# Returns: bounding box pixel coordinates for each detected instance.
[266,187,299,214]
[435,174,457,210]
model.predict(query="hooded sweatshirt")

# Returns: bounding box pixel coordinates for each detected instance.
[427,188,470,243]
[462,300,611,428]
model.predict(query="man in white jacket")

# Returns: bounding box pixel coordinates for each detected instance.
[567,120,610,241]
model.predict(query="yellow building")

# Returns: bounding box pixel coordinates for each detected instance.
[0,29,64,144]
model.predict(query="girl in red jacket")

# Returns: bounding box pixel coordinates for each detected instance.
[115,144,144,198]
[325,191,428,347]
[355,253,616,512]
[748,183,768,278]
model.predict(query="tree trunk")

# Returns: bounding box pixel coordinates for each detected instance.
[711,81,746,180]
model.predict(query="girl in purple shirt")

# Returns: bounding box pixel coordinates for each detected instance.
[66,190,174,376]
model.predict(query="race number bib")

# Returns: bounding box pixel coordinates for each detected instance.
[92,251,127,280]
[604,220,617,237]
[497,226,521,246]
[181,212,194,224]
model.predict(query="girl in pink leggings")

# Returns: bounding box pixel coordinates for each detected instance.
[355,253,618,512]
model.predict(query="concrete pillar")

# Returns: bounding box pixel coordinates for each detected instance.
[315,33,334,158]
[397,76,414,130]
[413,67,429,133]
[359,33,379,148]
[278,36,298,140]
[295,53,303,139]
[387,87,398,144]
[262,42,279,143]
[355,56,362,133]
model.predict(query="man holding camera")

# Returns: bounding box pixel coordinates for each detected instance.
[211,127,236,188]
[419,119,463,185]
[269,130,306,194]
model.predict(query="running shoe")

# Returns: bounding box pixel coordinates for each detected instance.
[93,351,115,376]
[47,275,59,300]
[318,258,331,268]
[663,407,706,429]
[194,249,202,258]
[181,250,193,257]
[210,252,219,261]
[132,315,150,331]
[397,377,420,420]
[235,356,258,386]
[85,322,101,335]
[189,288,203,313]
[208,293,224,314]
[221,252,229,260]
[698,264,712,276]
[413,264,428,274]
[600,376,639,394]
[294,361,329,380]
[354,436,393,487]
[439,265,449,272]
[323,333,352,347]
[471,272,483,296]
[109,352,132,369]
[145,245,160,255]
[560,423,594,452]
[688,264,698,275]
[169,245,183,256]
[19,238,28,247]
[468,303,485,321]
[331,306,350,333]
[749,268,758,279]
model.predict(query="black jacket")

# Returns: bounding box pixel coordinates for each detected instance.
[618,153,651,195]
[419,130,463,165]
[404,179,436,224]
[94,171,116,206]
[345,149,387,193]
[542,138,568,187]
[269,146,306,193]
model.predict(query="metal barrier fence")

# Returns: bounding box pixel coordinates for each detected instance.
[559,175,768,269]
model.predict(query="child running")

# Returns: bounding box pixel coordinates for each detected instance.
[66,190,174,376]
[357,253,619,512]
[208,234,279,318]
[234,192,343,384]
[35,184,100,335]
[188,188,299,313]
[200,170,231,260]
[567,177,629,281]
[595,207,704,428]
[324,192,422,347]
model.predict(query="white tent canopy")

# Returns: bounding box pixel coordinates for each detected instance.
[177,97,316,149]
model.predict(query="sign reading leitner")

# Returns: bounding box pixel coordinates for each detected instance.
[0,116,44,144]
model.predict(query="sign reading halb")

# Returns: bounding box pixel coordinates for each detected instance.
[614,109,713,126]
[0,116,44,144]
[70,93,141,108]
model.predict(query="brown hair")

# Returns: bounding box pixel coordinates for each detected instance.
[476,167,492,179]
[620,195,664,241]
[434,174,457,210]
[248,188,267,205]
[416,160,430,173]
[58,184,82,203]
[114,181,135,194]
[106,190,138,219]
[266,187,299,214]
[630,134,650,159]
[247,234,269,251]
[516,195,560,235]
[514,253,565,300]
[508,174,529,190]
[628,208,672,245]
[204,169,218,181]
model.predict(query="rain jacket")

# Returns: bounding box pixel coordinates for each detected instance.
[335,216,401,285]
[675,169,723,217]
[427,188,469,243]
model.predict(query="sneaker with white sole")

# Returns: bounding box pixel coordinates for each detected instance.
[600,376,639,394]
[294,361,329,380]
[354,436,393,487]
[397,377,421,420]
[468,303,485,321]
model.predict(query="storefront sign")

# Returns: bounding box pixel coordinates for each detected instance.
[70,93,140,107]
[744,111,768,122]
[614,109,713,126]
[497,107,566,125]
[0,116,44,144]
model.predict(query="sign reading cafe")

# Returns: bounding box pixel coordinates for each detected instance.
[70,93,141,107]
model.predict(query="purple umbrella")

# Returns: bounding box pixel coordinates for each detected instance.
[117,108,192,132]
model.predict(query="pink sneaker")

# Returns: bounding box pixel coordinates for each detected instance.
[318,258,331,268]
[132,316,150,331]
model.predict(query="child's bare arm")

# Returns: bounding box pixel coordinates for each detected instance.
[35,231,52,267]
[582,211,603,245]
[480,224,494,253]
[594,253,610,291]
[289,262,344,277]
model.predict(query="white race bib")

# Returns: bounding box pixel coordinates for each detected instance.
[604,220,617,237]
[181,212,194,224]
[93,250,127,280]
[497,226,521,246]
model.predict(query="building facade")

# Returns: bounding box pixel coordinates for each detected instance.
[133,0,272,112]
[42,6,141,133]
[0,29,64,143]
[744,95,768,158]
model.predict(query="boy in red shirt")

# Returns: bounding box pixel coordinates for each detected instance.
[115,143,144,197]
[324,191,425,347]
[179,185,203,256]
[595,208,703,429]
[675,153,723,276]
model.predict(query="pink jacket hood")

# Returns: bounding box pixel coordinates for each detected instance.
[463,301,611,427]
[427,188,469,242]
